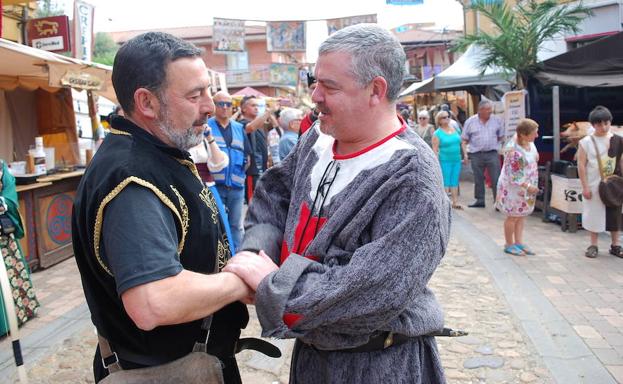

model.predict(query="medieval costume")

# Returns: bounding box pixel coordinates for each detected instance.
[72,117,247,383]
[241,120,450,383]
[0,160,40,335]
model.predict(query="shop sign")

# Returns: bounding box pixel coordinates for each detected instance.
[26,15,71,53]
[60,71,103,90]
[550,174,583,214]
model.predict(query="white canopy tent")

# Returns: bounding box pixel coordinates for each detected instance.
[0,37,115,101]
[433,44,512,91]
[400,44,512,97]
[399,77,435,97]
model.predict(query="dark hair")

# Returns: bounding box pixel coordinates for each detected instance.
[588,105,613,125]
[240,95,257,109]
[112,32,202,114]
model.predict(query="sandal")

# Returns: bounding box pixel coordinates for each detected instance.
[504,245,525,256]
[516,244,535,255]
[609,245,623,258]
[585,245,598,259]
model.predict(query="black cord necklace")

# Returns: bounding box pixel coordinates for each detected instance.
[294,160,340,254]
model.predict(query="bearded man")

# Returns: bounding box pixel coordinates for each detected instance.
[72,32,251,383]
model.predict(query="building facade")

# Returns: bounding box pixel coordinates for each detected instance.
[111,25,307,97]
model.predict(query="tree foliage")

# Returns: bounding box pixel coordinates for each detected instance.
[452,0,592,89]
[93,32,118,66]
[34,0,64,18]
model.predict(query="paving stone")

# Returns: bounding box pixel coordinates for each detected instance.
[592,348,622,365]
[457,336,482,345]
[463,356,505,369]
[573,325,602,339]
[605,365,623,383]
[520,371,538,383]
[510,359,525,370]
[475,345,493,355]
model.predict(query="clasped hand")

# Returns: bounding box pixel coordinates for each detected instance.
[224,250,279,292]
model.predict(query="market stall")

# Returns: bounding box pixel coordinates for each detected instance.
[0,37,113,269]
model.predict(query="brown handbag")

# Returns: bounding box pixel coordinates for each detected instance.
[98,316,224,384]
[590,135,623,207]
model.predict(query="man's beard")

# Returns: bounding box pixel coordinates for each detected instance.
[157,102,205,151]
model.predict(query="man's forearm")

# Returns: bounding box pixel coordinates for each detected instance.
[122,270,250,331]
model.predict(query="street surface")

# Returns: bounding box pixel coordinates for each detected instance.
[1,182,622,383]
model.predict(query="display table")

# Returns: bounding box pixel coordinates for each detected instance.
[16,170,84,269]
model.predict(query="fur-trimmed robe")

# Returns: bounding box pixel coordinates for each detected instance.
[241,120,450,383]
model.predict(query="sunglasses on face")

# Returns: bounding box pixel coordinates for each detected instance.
[215,101,232,108]
[418,117,428,120]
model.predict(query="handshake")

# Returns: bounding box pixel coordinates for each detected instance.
[223,250,279,304]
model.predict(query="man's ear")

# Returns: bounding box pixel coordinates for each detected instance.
[369,76,388,107]
[133,88,159,120]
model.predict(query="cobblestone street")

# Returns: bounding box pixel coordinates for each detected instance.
[11,237,555,383]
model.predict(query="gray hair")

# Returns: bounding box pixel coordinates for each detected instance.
[318,24,406,101]
[279,108,303,130]
[478,100,493,109]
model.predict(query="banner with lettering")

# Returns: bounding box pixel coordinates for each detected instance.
[327,14,377,35]
[266,21,306,52]
[503,90,526,139]
[213,18,245,53]
[73,0,94,61]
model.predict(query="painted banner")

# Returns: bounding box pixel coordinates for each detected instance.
[386,0,423,4]
[503,90,526,139]
[266,21,306,52]
[327,14,377,35]
[270,63,298,86]
[549,174,583,214]
[213,18,245,53]
[73,0,94,61]
[27,15,71,53]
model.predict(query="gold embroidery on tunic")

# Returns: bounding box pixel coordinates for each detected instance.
[170,186,189,251]
[199,188,219,224]
[217,233,232,272]
[93,177,186,276]
[108,128,132,136]
[177,159,202,182]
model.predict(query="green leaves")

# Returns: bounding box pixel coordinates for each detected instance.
[452,0,592,89]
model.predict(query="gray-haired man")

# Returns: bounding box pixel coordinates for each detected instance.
[224,24,449,383]
[462,100,505,208]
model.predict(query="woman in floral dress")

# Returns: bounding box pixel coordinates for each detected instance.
[0,159,39,335]
[496,119,540,256]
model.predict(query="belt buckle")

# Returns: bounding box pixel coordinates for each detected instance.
[383,332,394,349]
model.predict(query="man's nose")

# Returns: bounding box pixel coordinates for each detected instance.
[311,86,322,104]
[202,94,215,115]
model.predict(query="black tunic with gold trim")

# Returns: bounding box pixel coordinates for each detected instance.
[71,117,248,381]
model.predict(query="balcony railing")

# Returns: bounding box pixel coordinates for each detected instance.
[212,65,271,87]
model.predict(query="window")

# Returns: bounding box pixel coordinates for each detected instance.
[227,52,249,71]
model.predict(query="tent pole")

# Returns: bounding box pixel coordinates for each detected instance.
[553,86,560,162]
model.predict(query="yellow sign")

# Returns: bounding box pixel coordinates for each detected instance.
[60,71,103,90]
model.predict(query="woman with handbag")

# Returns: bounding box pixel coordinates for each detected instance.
[577,106,623,258]
[0,159,40,335]
[495,119,540,256]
